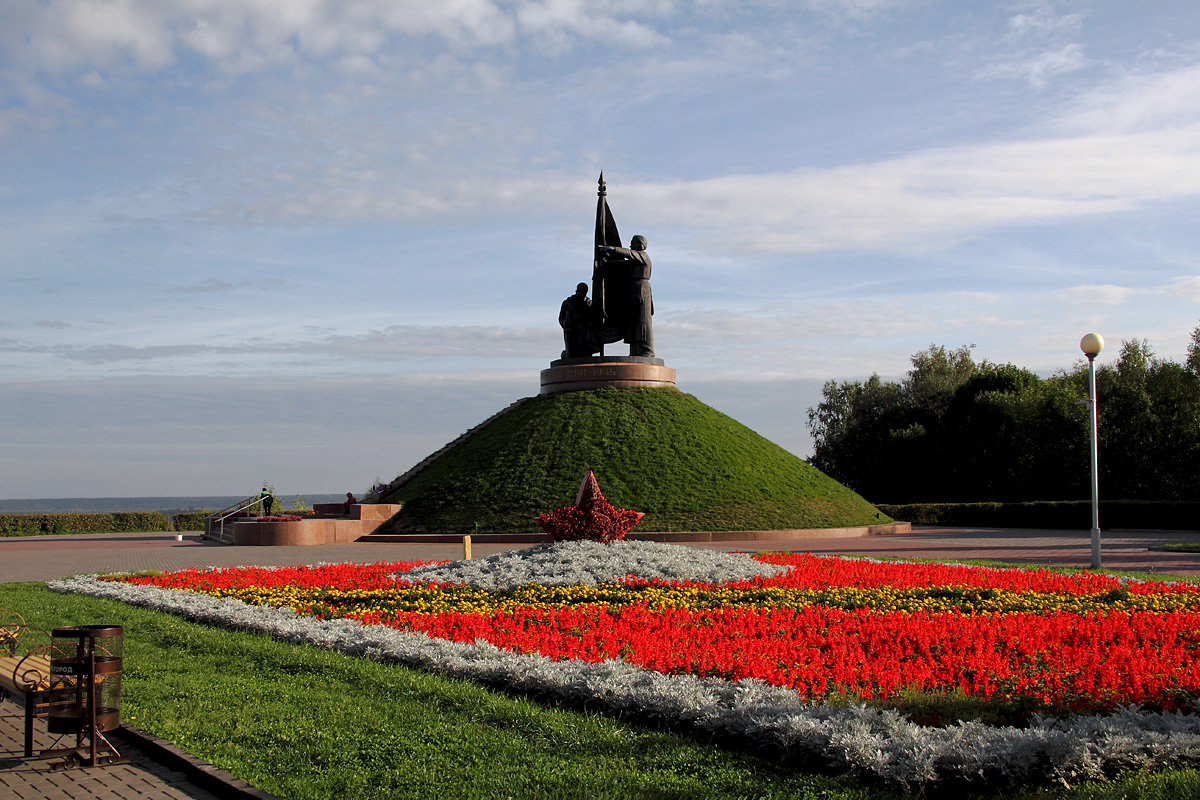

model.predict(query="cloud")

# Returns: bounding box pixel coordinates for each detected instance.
[1051,284,1135,308]
[161,52,1200,258]
[0,68,79,138]
[796,0,905,19]
[18,3,1195,265]
[167,279,237,293]
[194,174,577,227]
[1053,63,1200,135]
[0,0,518,74]
[1,372,528,432]
[1162,276,1200,302]
[310,325,559,360]
[0,0,694,77]
[1005,2,1083,38]
[620,122,1200,254]
[0,324,561,366]
[179,111,1200,254]
[515,0,669,51]
[662,300,950,347]
[165,278,286,293]
[654,277,1200,379]
[975,43,1087,87]
[4,272,1189,382]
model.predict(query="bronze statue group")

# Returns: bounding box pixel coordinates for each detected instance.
[558,175,654,359]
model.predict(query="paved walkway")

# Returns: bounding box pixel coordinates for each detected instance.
[2,526,1199,583]
[0,702,226,800]
[3,525,1200,798]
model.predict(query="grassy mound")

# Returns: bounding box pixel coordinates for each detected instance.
[383,388,887,533]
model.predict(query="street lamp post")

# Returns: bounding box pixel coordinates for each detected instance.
[1080,333,1105,568]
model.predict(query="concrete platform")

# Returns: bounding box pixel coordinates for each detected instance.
[364,521,911,543]
[540,356,676,394]
[227,504,402,546]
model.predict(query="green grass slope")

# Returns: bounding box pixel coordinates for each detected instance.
[383,388,887,533]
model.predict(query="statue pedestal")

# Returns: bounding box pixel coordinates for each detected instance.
[539,356,677,395]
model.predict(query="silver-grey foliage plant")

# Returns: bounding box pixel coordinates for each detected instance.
[400,540,789,589]
[49,562,1200,792]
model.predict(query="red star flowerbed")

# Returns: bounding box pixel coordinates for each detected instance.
[116,554,1200,719]
[536,470,644,543]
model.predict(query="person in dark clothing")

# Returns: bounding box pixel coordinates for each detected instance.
[259,485,274,516]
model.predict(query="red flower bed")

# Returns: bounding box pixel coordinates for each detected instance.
[120,561,429,591]
[346,604,1200,714]
[750,553,1198,596]
[113,553,1200,716]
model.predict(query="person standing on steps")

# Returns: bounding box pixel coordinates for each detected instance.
[258,484,274,517]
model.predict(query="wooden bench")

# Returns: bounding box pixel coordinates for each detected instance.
[0,610,55,758]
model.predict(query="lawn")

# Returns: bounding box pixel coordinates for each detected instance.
[1161,543,1200,553]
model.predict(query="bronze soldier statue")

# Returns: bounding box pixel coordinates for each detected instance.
[558,282,595,358]
[597,235,653,357]
[588,173,655,358]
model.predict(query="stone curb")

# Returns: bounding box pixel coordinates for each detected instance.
[112,723,279,800]
[360,521,911,544]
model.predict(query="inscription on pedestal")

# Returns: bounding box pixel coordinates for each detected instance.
[540,359,676,395]
[563,366,619,378]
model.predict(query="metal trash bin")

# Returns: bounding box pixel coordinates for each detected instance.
[46,625,125,767]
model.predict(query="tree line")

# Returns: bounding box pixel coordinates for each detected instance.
[806,326,1200,504]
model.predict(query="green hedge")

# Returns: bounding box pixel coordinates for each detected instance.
[171,512,209,532]
[877,500,1200,530]
[0,512,171,536]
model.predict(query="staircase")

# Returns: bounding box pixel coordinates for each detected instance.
[213,503,404,546]
[204,495,265,543]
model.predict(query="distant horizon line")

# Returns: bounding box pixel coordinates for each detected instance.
[0,493,351,514]
[0,493,339,502]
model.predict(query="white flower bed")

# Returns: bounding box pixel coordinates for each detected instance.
[49,550,1200,792]
[401,540,790,589]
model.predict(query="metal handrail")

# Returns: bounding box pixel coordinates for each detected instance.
[209,494,260,519]
[206,495,269,542]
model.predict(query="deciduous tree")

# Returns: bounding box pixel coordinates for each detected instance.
[807,327,1200,503]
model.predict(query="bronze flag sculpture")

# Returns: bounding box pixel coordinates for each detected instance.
[558,173,653,359]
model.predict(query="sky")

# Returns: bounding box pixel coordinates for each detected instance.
[3,0,1200,499]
